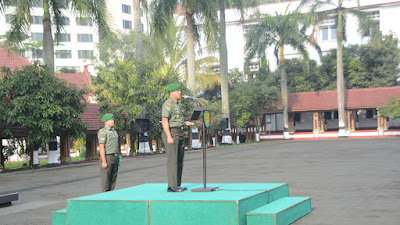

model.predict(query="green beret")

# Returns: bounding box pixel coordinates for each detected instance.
[101,114,113,122]
[166,83,181,92]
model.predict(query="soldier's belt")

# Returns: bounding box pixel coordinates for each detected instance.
[106,153,122,157]
[170,127,184,130]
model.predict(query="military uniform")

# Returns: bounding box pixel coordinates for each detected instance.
[162,96,185,188]
[98,125,120,192]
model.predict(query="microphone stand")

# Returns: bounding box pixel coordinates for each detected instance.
[187,97,218,192]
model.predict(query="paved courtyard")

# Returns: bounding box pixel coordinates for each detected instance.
[1,138,400,225]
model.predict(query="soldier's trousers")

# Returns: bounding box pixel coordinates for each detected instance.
[101,155,119,192]
[162,128,185,188]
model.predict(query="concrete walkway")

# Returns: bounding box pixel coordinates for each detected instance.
[1,138,399,225]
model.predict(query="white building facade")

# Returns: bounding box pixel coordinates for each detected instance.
[0,0,149,74]
[202,0,400,72]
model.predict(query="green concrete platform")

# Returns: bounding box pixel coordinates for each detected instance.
[52,183,312,225]
[246,197,311,225]
[52,209,67,225]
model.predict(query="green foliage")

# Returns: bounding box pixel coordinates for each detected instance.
[0,64,87,148]
[59,67,78,73]
[229,69,278,129]
[94,57,184,138]
[378,97,400,120]
[284,58,321,93]
[347,34,400,89]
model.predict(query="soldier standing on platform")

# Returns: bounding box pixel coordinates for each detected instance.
[161,83,194,192]
[98,114,121,192]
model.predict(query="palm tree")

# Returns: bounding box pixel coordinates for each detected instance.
[218,0,259,134]
[1,0,111,75]
[151,0,219,95]
[245,8,320,139]
[134,0,144,63]
[297,0,371,137]
[146,17,221,91]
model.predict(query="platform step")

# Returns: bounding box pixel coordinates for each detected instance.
[52,209,67,225]
[246,197,311,225]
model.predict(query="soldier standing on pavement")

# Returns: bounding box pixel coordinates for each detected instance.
[98,114,121,192]
[161,83,194,192]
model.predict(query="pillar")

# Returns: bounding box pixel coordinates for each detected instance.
[318,112,325,132]
[346,110,355,132]
[85,134,98,160]
[60,136,71,164]
[313,112,320,137]
[377,111,387,135]
[0,138,3,171]
[288,113,295,133]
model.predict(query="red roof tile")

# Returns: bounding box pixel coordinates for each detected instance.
[55,65,93,101]
[266,86,400,113]
[81,103,103,131]
[0,47,32,71]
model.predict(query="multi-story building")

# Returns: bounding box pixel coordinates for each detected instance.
[0,0,149,74]
[208,0,400,72]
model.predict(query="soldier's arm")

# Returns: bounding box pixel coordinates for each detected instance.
[162,117,174,145]
[99,143,107,168]
[98,131,107,168]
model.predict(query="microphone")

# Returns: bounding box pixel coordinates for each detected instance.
[183,95,197,100]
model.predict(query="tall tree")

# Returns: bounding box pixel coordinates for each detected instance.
[218,0,259,128]
[134,0,144,64]
[245,8,319,139]
[0,64,87,164]
[151,0,219,95]
[298,0,372,136]
[1,0,111,75]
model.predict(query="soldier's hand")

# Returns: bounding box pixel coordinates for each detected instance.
[185,121,194,126]
[102,162,108,169]
[167,136,174,145]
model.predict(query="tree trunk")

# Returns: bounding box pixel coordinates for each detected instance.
[219,1,230,124]
[280,46,289,139]
[134,0,144,63]
[337,10,346,137]
[43,0,55,76]
[186,13,196,95]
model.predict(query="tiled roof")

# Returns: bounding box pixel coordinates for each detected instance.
[266,86,400,113]
[0,47,32,71]
[55,65,93,101]
[81,103,103,131]
[56,66,101,131]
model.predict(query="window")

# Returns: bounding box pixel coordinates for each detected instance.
[294,113,301,122]
[141,8,143,17]
[32,0,43,7]
[212,66,220,73]
[320,17,336,41]
[334,111,339,119]
[55,50,72,59]
[5,14,13,23]
[31,32,43,42]
[363,11,380,37]
[62,17,70,26]
[123,20,132,30]
[31,16,43,24]
[249,63,259,72]
[77,34,93,42]
[55,33,71,42]
[78,50,94,59]
[366,109,375,119]
[32,49,43,58]
[76,17,92,26]
[324,112,332,120]
[122,4,131,14]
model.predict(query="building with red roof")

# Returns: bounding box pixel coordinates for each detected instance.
[259,86,400,140]
[0,47,32,71]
